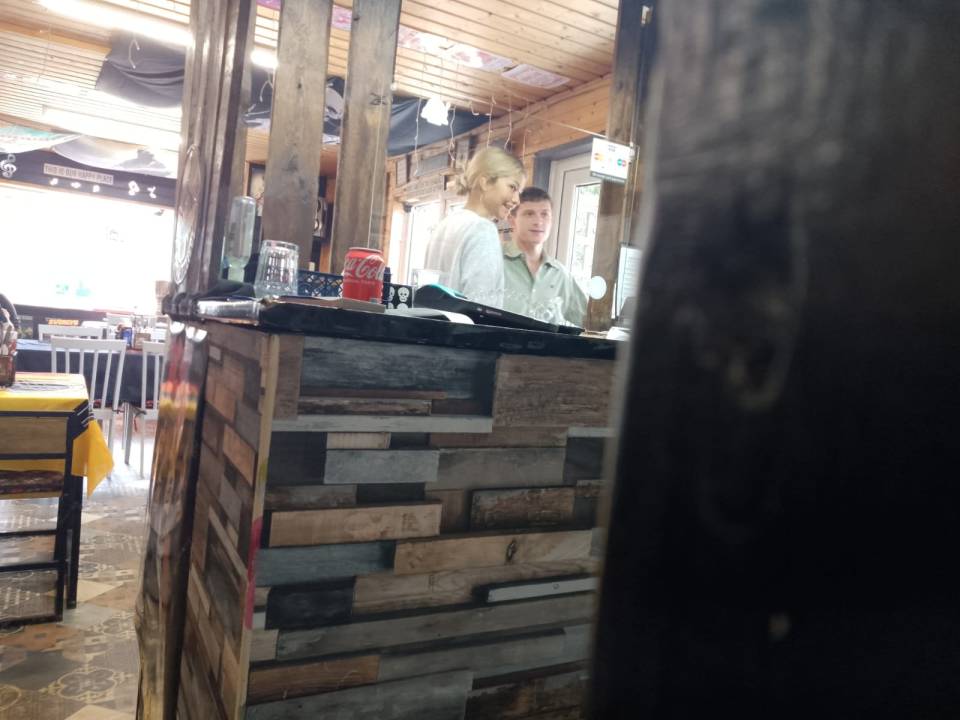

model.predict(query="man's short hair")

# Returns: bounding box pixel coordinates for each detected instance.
[514,187,552,211]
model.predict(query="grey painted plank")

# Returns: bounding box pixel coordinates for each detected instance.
[299,396,433,415]
[482,576,599,603]
[324,450,440,484]
[277,594,596,661]
[563,438,605,482]
[301,334,497,400]
[245,669,473,720]
[434,448,566,490]
[256,542,395,586]
[267,432,327,486]
[484,625,593,681]
[566,427,614,437]
[273,415,494,434]
[379,630,566,682]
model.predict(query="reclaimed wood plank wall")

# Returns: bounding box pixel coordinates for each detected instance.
[184,325,615,718]
[177,323,276,719]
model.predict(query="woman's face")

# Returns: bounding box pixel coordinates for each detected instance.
[481,175,523,221]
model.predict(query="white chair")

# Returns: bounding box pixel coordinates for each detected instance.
[38,324,102,340]
[49,337,127,452]
[124,340,165,477]
[80,320,111,339]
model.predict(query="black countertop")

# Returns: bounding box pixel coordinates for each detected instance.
[189,300,621,360]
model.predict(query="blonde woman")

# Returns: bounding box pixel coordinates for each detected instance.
[423,147,524,308]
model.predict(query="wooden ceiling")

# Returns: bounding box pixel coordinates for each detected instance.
[0,0,618,162]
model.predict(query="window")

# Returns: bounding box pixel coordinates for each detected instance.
[0,183,174,312]
[404,201,443,285]
[548,155,601,295]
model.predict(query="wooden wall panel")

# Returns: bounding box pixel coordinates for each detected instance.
[492,355,614,428]
[378,630,566,681]
[300,336,498,402]
[185,323,615,718]
[434,448,566,489]
[353,560,599,614]
[466,668,588,720]
[276,594,595,661]
[179,324,274,719]
[246,669,473,720]
[470,488,576,530]
[393,530,593,575]
[268,503,442,546]
[247,655,380,704]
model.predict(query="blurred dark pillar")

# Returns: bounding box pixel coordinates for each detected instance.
[591,2,960,718]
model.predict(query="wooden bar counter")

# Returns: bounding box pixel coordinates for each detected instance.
[173,303,619,719]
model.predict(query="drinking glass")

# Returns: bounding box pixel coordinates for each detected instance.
[254,240,299,298]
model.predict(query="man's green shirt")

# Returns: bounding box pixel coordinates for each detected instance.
[502,241,587,326]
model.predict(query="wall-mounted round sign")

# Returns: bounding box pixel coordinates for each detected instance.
[172,144,203,286]
[588,276,607,300]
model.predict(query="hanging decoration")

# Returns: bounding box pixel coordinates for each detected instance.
[420,96,450,126]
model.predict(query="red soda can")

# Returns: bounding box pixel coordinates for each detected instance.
[342,247,386,303]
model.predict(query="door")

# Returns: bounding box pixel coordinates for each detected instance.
[548,155,601,295]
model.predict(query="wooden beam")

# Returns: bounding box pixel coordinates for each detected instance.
[585,0,649,330]
[228,1,258,202]
[261,0,333,268]
[173,0,256,298]
[329,0,402,272]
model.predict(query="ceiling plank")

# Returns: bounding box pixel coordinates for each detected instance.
[402,0,614,65]
[396,5,604,80]
[445,0,617,43]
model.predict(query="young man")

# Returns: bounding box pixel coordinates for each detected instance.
[503,187,587,326]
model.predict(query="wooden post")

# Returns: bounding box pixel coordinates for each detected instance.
[585,0,648,331]
[623,4,657,250]
[261,0,334,269]
[228,1,258,201]
[329,0,402,273]
[171,0,256,299]
[591,1,960,716]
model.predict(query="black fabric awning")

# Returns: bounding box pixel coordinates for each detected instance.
[97,35,488,157]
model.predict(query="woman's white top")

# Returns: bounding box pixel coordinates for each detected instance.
[423,208,504,308]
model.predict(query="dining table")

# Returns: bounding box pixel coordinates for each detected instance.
[0,372,114,611]
[14,338,157,407]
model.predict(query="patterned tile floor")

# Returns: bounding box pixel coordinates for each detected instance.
[0,416,152,720]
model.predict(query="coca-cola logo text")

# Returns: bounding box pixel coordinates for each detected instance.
[344,255,385,281]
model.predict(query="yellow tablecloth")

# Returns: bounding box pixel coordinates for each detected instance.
[0,372,114,496]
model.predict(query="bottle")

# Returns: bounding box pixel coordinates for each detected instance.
[382,266,392,305]
[222,196,257,282]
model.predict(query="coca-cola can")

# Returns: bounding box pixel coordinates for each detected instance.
[342,247,385,303]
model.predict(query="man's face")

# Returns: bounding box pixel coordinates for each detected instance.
[510,200,553,249]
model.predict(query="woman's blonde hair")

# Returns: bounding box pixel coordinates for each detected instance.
[454,147,524,196]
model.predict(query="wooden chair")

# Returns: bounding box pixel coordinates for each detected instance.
[124,340,165,477]
[38,324,102,340]
[0,411,83,626]
[50,338,127,452]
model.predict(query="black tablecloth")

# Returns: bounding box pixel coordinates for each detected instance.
[15,339,155,407]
